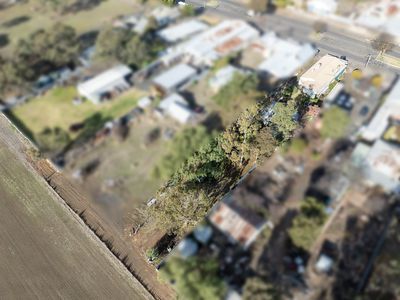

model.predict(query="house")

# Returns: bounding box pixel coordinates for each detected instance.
[299,54,348,97]
[352,140,400,192]
[256,32,317,79]
[176,20,260,66]
[157,19,209,44]
[153,63,197,94]
[307,0,338,16]
[209,202,266,249]
[77,65,132,104]
[209,65,240,92]
[158,93,194,124]
[150,6,181,27]
[362,79,400,142]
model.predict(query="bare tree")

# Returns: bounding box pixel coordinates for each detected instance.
[313,21,328,34]
[371,32,396,54]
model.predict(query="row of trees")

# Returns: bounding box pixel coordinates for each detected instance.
[0,23,80,94]
[148,81,313,238]
[31,0,104,15]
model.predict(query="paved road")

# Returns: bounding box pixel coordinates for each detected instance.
[188,0,400,73]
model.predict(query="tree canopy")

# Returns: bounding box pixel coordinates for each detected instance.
[242,276,282,300]
[160,256,226,300]
[288,197,327,250]
[153,126,215,180]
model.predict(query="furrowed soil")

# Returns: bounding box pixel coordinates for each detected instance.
[0,114,166,299]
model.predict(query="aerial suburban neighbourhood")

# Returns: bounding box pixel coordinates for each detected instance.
[0,0,399,299]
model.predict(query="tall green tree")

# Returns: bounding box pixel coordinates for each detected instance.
[153,126,215,180]
[270,100,297,140]
[161,256,226,300]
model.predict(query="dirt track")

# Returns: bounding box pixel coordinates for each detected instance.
[0,114,174,299]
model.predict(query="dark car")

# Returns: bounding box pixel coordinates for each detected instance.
[334,91,353,111]
[359,105,369,116]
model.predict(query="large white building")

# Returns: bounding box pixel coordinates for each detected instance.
[176,20,260,66]
[153,63,197,94]
[299,54,348,97]
[362,79,400,142]
[77,65,132,104]
[255,32,318,79]
[158,93,194,124]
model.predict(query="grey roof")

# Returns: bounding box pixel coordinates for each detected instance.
[153,64,197,91]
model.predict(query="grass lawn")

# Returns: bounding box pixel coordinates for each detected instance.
[376,53,400,69]
[0,0,138,54]
[11,85,145,145]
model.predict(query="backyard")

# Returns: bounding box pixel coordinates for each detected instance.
[10,86,145,150]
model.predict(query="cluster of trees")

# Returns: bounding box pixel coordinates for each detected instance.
[160,256,226,300]
[0,23,79,94]
[31,0,103,15]
[94,25,164,70]
[288,197,327,250]
[148,81,313,238]
[152,126,216,180]
[213,73,260,109]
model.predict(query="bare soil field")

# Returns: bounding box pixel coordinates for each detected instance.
[0,114,154,299]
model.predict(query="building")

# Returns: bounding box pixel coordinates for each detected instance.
[77,65,132,104]
[150,6,180,27]
[209,202,266,249]
[352,140,400,192]
[299,54,348,97]
[158,20,209,43]
[153,63,197,94]
[362,79,400,142]
[256,32,317,79]
[159,93,194,124]
[176,20,260,66]
[209,65,240,92]
[307,0,338,16]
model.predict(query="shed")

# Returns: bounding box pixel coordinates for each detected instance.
[153,64,197,94]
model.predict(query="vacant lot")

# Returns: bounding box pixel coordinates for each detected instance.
[0,0,138,54]
[11,86,144,148]
[0,116,152,299]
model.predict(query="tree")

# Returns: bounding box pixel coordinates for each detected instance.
[36,126,71,152]
[248,0,268,12]
[320,106,350,139]
[313,21,328,34]
[270,100,297,140]
[160,256,226,300]
[213,73,260,109]
[273,0,291,8]
[242,277,282,300]
[94,26,126,61]
[153,126,214,180]
[371,32,395,55]
[288,197,327,250]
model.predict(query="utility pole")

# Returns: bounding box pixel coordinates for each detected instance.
[365,53,372,68]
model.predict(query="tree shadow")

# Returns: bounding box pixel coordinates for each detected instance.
[2,15,30,28]
[3,109,36,143]
[66,0,104,14]
[201,111,224,133]
[78,30,99,49]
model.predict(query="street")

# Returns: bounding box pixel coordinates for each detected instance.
[188,0,400,73]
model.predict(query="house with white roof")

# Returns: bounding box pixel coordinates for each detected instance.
[77,65,132,104]
[256,32,317,79]
[352,140,400,192]
[159,93,194,124]
[299,54,348,97]
[153,63,197,94]
[151,6,181,27]
[176,20,260,66]
[362,79,400,142]
[307,0,338,16]
[158,19,209,44]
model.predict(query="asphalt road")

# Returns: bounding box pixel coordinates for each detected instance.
[188,0,400,73]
